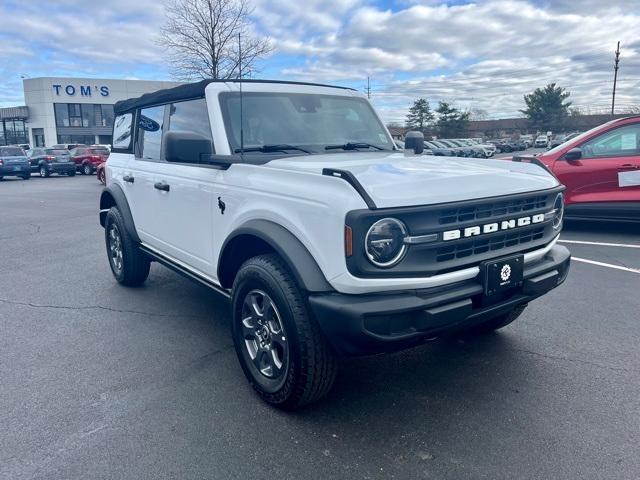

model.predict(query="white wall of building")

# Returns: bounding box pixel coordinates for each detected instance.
[24,77,181,146]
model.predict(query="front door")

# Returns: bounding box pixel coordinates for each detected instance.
[553,123,640,205]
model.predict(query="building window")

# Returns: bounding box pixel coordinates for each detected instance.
[32,128,45,147]
[98,135,112,145]
[1,119,28,145]
[57,134,95,145]
[101,105,114,127]
[69,104,83,127]
[55,104,70,127]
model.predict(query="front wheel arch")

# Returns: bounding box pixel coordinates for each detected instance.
[218,220,332,293]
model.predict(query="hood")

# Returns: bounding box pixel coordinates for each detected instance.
[266,152,558,209]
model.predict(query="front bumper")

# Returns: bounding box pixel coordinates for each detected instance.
[309,245,570,356]
[0,164,30,176]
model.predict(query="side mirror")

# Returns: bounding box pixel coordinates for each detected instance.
[404,131,425,155]
[164,131,213,164]
[564,147,582,161]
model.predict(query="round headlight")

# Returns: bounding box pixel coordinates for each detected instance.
[365,218,408,267]
[553,193,564,229]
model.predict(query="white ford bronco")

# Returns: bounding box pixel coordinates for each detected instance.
[99,80,570,409]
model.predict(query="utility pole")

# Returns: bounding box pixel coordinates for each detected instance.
[611,41,620,116]
[365,76,371,99]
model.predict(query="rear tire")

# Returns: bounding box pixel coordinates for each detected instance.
[231,254,337,410]
[22,174,30,180]
[463,304,527,335]
[104,207,150,287]
[83,164,92,175]
[68,171,76,177]
[39,166,50,178]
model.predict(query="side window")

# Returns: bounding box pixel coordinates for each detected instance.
[136,106,165,160]
[166,98,212,143]
[581,124,640,159]
[112,113,134,150]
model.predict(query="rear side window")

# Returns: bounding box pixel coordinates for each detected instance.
[113,113,134,150]
[46,149,69,155]
[136,105,165,160]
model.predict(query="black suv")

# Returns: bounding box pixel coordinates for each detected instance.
[27,148,76,177]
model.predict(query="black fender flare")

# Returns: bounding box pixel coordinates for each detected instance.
[99,184,140,243]
[218,219,333,293]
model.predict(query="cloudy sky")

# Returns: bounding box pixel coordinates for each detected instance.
[0,0,638,123]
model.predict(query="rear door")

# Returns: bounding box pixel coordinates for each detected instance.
[553,123,640,204]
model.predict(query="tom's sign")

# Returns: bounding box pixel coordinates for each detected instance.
[52,84,109,97]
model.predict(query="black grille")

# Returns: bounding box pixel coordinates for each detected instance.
[436,226,546,262]
[438,195,548,225]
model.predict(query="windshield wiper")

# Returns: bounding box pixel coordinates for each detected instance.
[234,144,311,154]
[325,142,385,151]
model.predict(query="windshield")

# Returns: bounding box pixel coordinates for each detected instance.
[545,121,617,155]
[0,147,24,156]
[45,149,69,155]
[220,92,394,154]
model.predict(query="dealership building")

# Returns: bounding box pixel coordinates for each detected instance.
[0,77,181,147]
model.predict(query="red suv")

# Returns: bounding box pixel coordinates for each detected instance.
[534,116,640,222]
[70,146,110,175]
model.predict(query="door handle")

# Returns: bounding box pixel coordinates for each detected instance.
[620,164,640,170]
[123,175,134,183]
[154,181,170,192]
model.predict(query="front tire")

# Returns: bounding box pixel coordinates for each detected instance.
[83,164,93,175]
[231,254,337,410]
[22,173,30,180]
[68,170,76,177]
[39,166,50,178]
[104,207,150,287]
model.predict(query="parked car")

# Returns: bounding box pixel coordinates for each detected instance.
[548,132,580,150]
[534,135,548,148]
[99,79,570,408]
[433,138,473,157]
[27,147,76,177]
[97,162,106,185]
[447,139,483,157]
[520,135,534,148]
[526,116,639,221]
[0,146,31,180]
[457,138,495,157]
[70,145,110,175]
[486,140,508,153]
[425,140,455,156]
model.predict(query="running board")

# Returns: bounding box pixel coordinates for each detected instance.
[139,245,231,299]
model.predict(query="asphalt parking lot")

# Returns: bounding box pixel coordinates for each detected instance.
[1,175,639,480]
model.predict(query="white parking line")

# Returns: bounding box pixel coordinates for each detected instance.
[560,239,640,249]
[572,256,640,274]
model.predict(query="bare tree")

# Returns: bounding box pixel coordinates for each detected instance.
[159,0,273,80]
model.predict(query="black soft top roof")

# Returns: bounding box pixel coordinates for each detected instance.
[113,79,355,115]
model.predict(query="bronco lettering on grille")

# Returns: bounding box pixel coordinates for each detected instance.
[442,213,546,241]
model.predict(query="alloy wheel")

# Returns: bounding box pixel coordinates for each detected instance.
[240,289,288,379]
[108,224,124,274]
